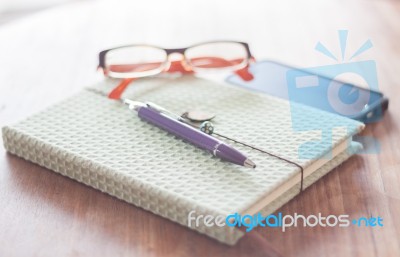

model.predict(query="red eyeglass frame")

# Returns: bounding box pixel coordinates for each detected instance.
[98,41,255,99]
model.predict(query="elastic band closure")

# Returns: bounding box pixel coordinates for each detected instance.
[213,132,305,192]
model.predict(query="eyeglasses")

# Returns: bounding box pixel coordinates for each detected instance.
[98,41,255,99]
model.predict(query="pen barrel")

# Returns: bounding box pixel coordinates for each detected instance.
[137,107,248,166]
[137,107,220,152]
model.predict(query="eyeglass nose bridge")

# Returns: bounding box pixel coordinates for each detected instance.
[163,48,193,73]
[165,48,187,55]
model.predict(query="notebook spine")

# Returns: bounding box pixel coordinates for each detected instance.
[1,126,243,245]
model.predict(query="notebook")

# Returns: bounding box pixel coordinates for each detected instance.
[2,76,364,245]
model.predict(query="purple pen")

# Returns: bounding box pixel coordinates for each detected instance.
[124,99,256,168]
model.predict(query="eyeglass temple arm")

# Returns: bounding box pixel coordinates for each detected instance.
[108,78,136,99]
[236,56,255,81]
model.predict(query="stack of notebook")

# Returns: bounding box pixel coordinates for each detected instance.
[2,76,364,245]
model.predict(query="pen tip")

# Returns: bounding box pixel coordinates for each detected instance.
[244,159,256,169]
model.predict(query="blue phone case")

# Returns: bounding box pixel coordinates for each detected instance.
[226,60,388,123]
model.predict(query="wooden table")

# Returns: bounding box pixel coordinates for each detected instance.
[1,0,399,256]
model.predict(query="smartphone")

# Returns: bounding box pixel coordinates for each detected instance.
[226,60,388,123]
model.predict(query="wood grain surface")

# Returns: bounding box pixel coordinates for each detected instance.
[0,0,399,256]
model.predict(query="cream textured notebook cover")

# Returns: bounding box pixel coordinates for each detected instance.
[2,76,364,245]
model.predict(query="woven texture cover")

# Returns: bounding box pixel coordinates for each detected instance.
[2,77,363,244]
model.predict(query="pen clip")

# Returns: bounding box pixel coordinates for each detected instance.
[123,99,145,110]
[146,102,184,121]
